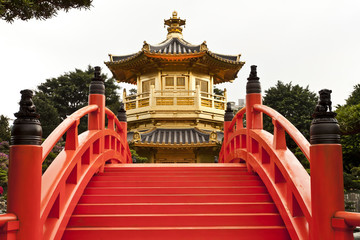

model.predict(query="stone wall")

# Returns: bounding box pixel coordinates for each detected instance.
[345,192,360,212]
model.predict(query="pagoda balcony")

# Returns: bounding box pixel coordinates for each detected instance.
[123,87,226,122]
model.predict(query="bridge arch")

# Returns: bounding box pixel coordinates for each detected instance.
[220,65,358,240]
[221,105,311,239]
[1,65,359,240]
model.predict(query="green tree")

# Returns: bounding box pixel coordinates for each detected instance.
[1,0,92,22]
[129,88,137,95]
[130,149,149,163]
[336,84,360,191]
[33,92,61,137]
[263,81,317,141]
[263,81,317,168]
[33,66,121,137]
[0,115,11,142]
[213,86,224,96]
[337,84,360,136]
[345,84,360,106]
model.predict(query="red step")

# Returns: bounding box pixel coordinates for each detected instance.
[63,163,290,240]
[83,186,268,195]
[90,175,260,181]
[79,193,273,203]
[63,226,289,240]
[73,202,279,214]
[67,213,285,227]
[86,179,264,187]
[97,170,252,176]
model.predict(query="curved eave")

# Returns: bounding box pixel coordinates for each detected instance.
[203,52,245,84]
[207,51,243,65]
[105,49,245,84]
[105,51,146,84]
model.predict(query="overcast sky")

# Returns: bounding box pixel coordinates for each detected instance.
[1,0,359,120]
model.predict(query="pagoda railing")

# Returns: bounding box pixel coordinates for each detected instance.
[124,86,226,111]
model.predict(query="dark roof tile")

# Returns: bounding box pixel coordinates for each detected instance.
[148,38,201,54]
[129,128,218,145]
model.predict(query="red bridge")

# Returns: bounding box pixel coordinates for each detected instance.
[1,66,359,240]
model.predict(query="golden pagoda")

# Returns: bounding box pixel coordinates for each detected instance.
[105,11,245,163]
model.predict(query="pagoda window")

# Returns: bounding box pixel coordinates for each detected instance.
[142,78,155,95]
[176,77,186,89]
[165,77,174,88]
[196,79,209,93]
[163,76,188,90]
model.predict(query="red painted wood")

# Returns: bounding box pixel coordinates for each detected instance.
[63,226,289,240]
[79,193,273,204]
[90,175,259,181]
[67,213,285,227]
[86,180,265,188]
[73,202,278,214]
[83,186,268,195]
[63,164,290,239]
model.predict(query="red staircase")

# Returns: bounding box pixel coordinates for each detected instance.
[62,163,290,240]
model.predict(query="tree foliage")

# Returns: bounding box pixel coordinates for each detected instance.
[129,88,137,95]
[337,84,360,135]
[263,81,317,142]
[213,86,224,96]
[0,116,10,194]
[130,149,149,163]
[1,0,92,22]
[263,81,317,168]
[33,93,61,137]
[336,84,360,191]
[33,66,121,137]
[345,84,360,106]
[0,142,9,192]
[336,104,360,135]
[0,115,10,142]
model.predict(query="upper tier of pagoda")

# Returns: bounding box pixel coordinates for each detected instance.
[105,11,245,85]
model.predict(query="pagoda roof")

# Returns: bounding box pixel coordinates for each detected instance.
[128,128,223,147]
[147,37,201,54]
[105,12,245,84]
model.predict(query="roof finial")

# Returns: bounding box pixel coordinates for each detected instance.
[164,11,186,37]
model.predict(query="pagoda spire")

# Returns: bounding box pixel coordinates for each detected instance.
[164,11,186,38]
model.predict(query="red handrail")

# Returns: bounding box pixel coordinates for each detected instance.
[41,104,99,162]
[253,104,310,162]
[0,213,17,226]
[40,104,130,239]
[6,69,132,240]
[335,211,360,227]
[105,107,132,161]
[0,213,18,237]
[227,107,246,131]
[221,94,312,239]
[220,71,356,239]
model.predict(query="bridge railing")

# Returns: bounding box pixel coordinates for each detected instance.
[1,66,131,240]
[220,65,357,240]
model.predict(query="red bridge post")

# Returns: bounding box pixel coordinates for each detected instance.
[88,67,106,170]
[309,89,353,239]
[88,66,105,131]
[8,90,43,240]
[117,103,129,162]
[245,66,263,170]
[223,102,234,162]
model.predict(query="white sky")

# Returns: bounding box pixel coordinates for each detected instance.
[1,0,359,120]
